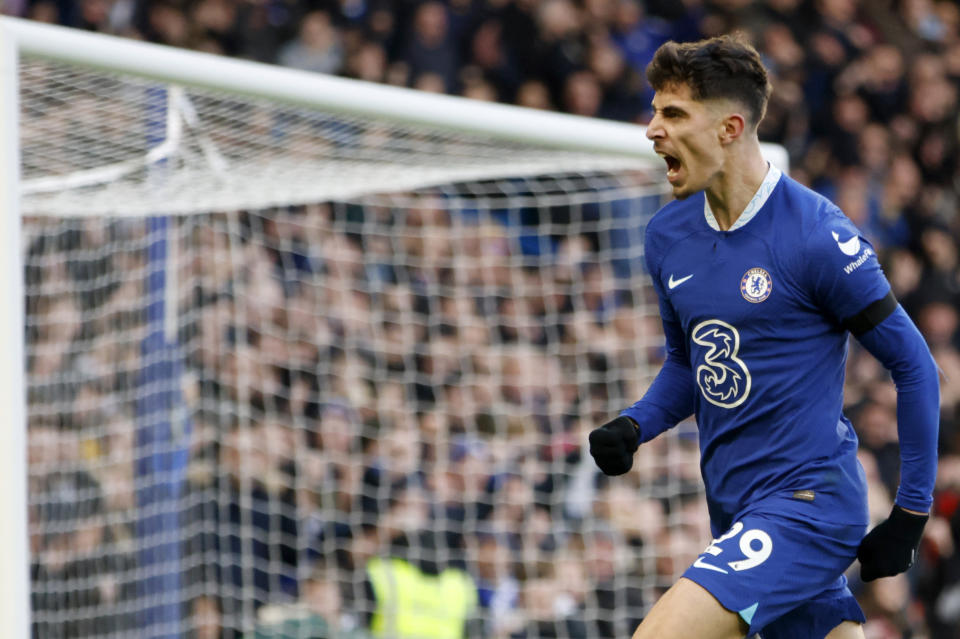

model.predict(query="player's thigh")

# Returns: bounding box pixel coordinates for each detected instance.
[682,510,865,637]
[825,621,865,639]
[632,577,748,639]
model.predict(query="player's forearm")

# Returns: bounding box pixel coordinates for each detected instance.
[621,354,696,444]
[857,305,940,513]
[891,367,939,513]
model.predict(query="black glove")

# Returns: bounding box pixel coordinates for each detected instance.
[588,416,639,476]
[857,505,928,582]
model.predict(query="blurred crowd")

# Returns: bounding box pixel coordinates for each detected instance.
[7,0,960,638]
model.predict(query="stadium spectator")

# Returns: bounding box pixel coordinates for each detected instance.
[252,563,369,638]
[278,9,345,75]
[345,38,389,83]
[581,526,645,639]
[467,16,522,101]
[400,1,460,92]
[473,531,523,638]
[363,529,479,639]
[32,472,136,637]
[513,570,589,639]
[217,421,300,628]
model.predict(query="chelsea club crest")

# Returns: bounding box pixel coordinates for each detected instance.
[740,267,772,303]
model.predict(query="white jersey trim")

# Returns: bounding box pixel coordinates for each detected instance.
[704,163,783,232]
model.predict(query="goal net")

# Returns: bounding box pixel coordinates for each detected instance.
[3,17,783,639]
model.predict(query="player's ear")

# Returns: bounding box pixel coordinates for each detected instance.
[719,112,746,145]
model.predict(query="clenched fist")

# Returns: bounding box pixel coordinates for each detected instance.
[588,416,639,476]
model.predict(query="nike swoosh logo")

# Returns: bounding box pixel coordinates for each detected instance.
[693,556,729,574]
[831,231,861,256]
[668,273,694,289]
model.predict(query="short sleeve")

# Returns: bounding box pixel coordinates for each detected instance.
[804,209,891,325]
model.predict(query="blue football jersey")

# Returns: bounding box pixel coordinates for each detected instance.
[641,167,889,530]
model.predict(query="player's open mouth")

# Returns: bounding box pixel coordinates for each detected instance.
[660,153,683,182]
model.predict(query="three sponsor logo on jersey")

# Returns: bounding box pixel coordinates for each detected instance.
[691,319,752,408]
[665,269,761,407]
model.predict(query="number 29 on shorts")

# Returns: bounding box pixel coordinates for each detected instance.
[694,521,773,574]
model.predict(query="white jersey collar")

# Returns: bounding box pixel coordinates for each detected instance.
[703,163,782,232]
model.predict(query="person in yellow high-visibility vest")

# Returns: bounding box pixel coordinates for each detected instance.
[364,530,479,639]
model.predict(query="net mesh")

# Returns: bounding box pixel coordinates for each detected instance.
[19,57,656,217]
[20,54,710,639]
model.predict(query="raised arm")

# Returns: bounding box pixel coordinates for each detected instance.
[589,227,696,476]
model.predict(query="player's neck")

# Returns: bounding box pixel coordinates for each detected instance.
[704,144,769,231]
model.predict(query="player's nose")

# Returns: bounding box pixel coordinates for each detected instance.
[645,117,664,140]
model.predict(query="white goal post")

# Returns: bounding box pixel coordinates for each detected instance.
[0,16,787,638]
[0,25,29,637]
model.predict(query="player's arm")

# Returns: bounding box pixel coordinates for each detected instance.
[620,312,696,443]
[589,231,695,476]
[588,315,696,475]
[807,212,940,580]
[849,298,939,580]
[848,295,939,514]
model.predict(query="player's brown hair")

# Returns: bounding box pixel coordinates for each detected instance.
[646,35,772,128]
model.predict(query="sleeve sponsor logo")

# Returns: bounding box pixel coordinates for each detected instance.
[843,247,874,274]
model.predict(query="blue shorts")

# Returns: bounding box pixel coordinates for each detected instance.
[681,510,867,638]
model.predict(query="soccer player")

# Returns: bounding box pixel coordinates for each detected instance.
[588,36,940,639]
